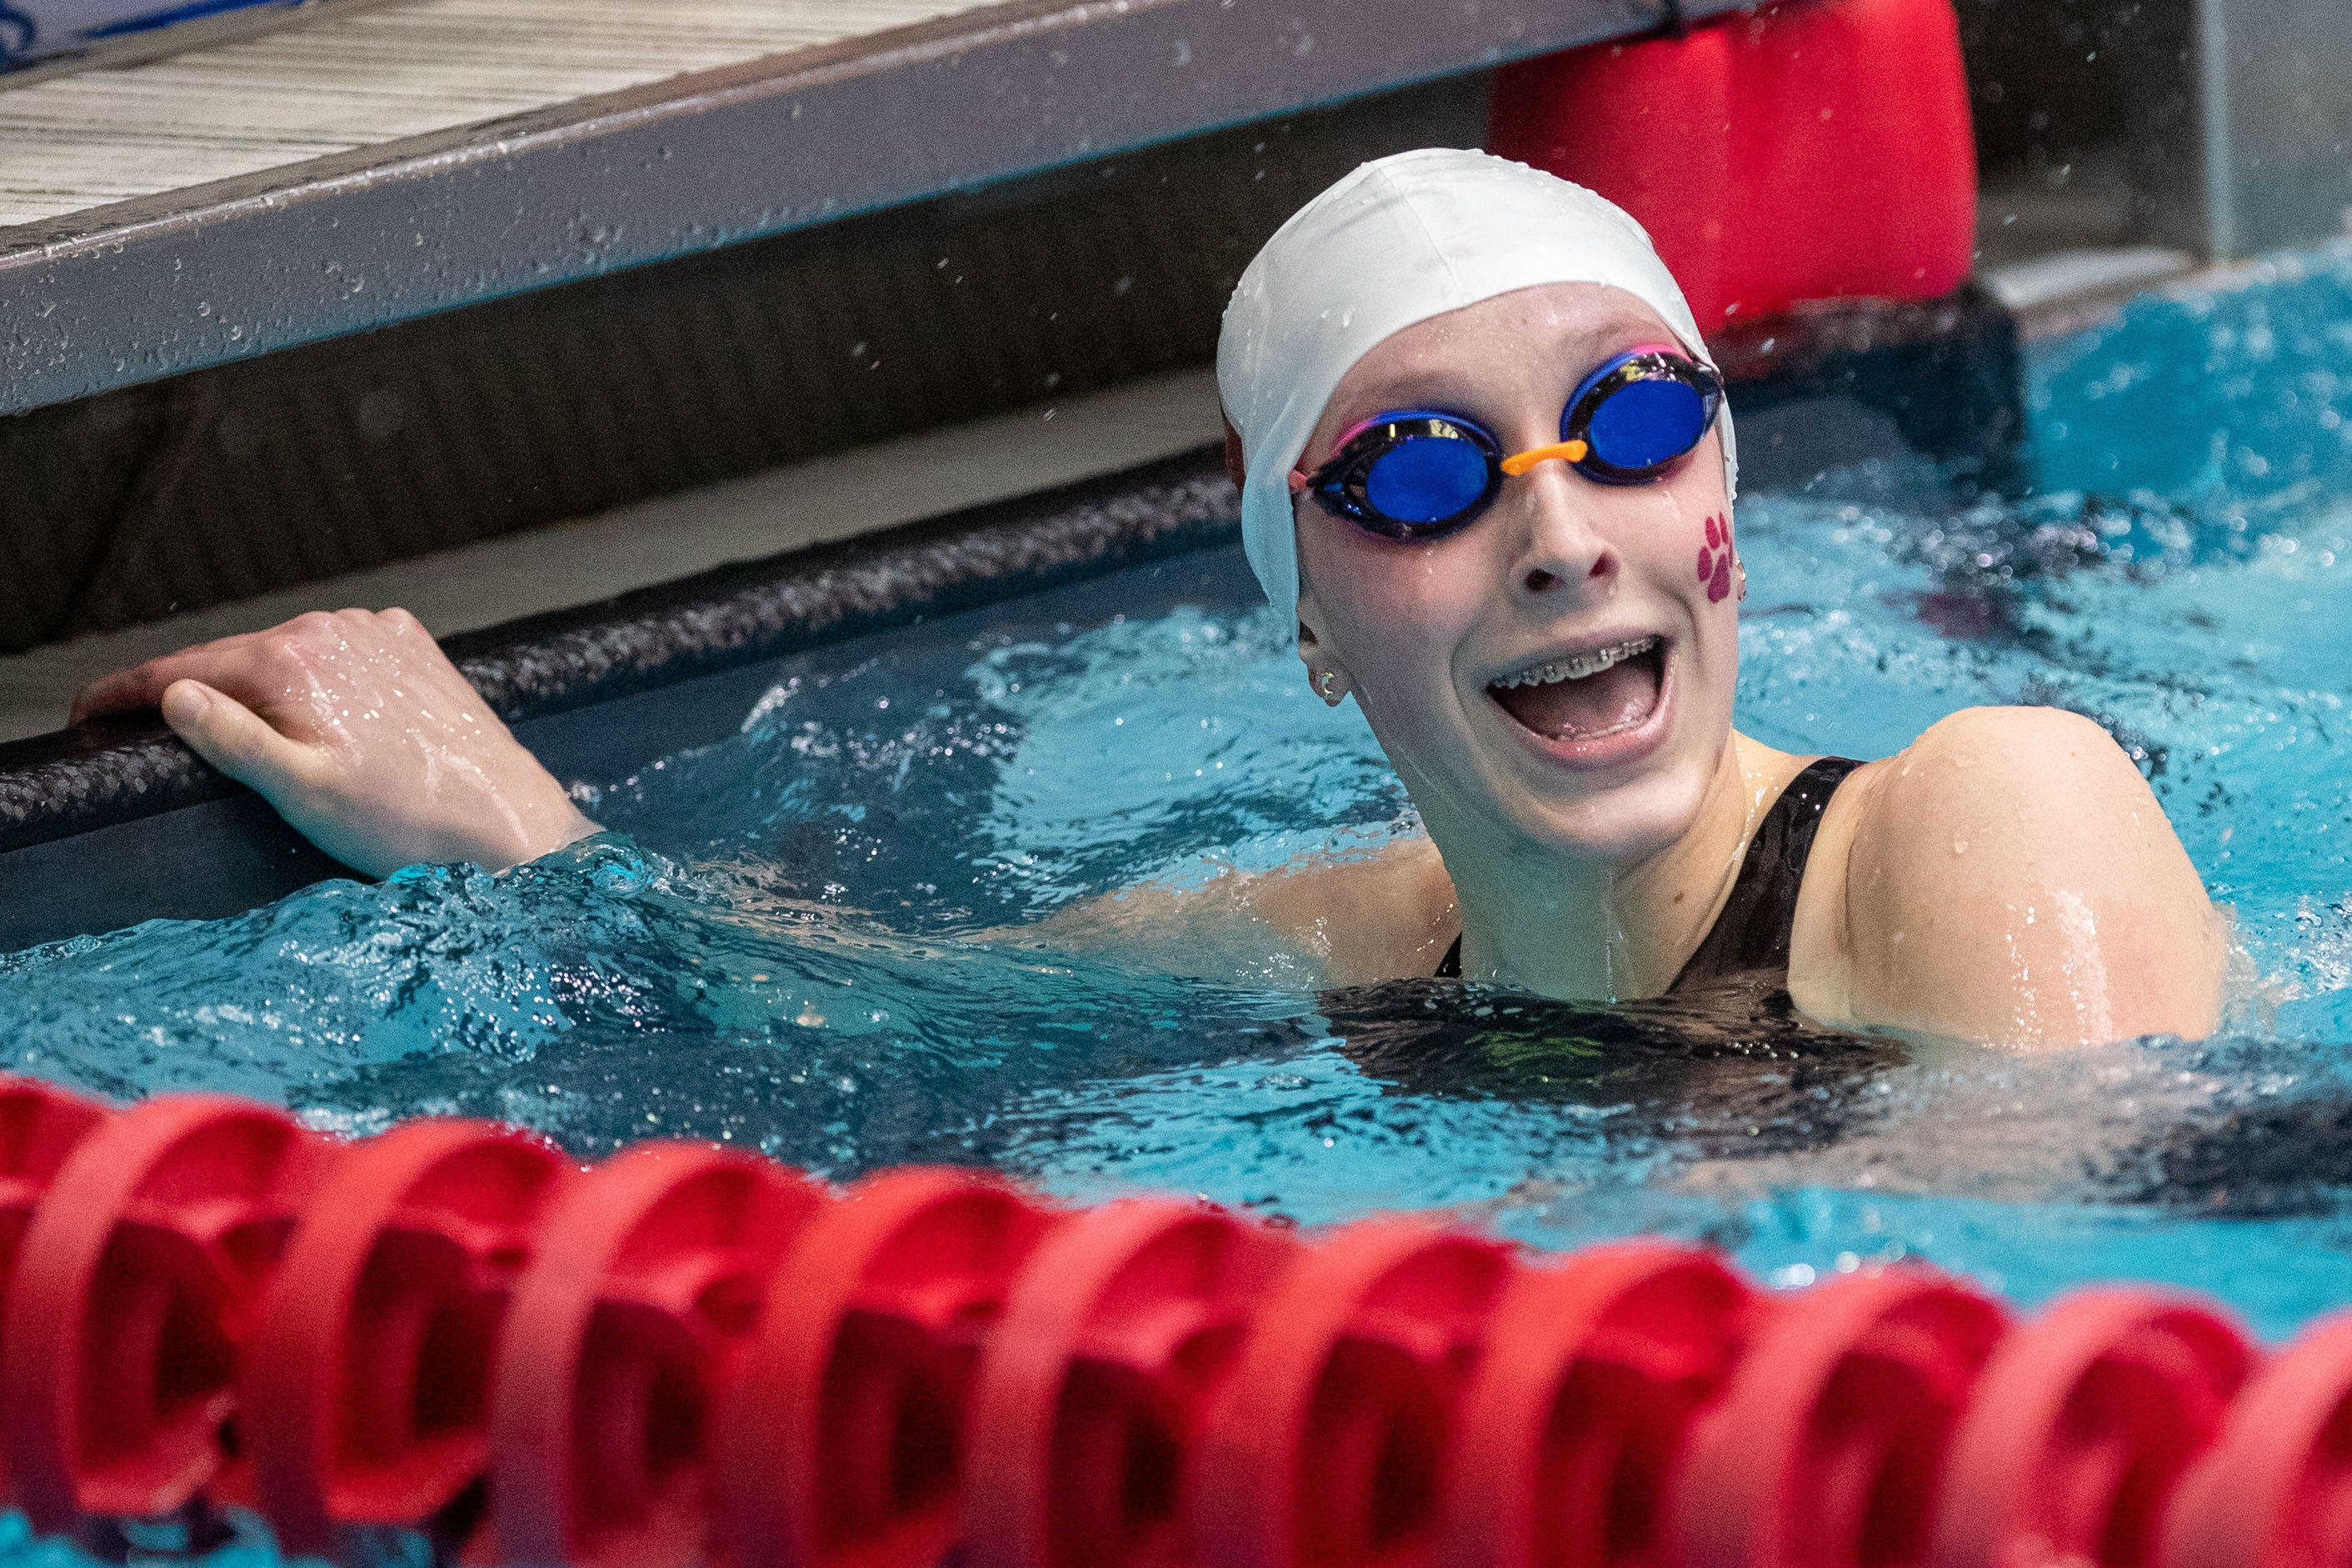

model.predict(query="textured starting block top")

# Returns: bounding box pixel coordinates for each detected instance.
[0,0,986,228]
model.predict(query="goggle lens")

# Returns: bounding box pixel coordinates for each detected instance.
[1584,374,1714,472]
[1301,349,1722,540]
[1362,432,1495,526]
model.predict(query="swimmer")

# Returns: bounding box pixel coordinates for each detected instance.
[73,151,2225,1050]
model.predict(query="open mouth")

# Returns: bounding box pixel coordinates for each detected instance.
[1486,635,1665,742]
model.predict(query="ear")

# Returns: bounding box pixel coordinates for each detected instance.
[1221,415,1248,492]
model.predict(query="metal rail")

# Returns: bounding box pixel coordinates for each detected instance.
[0,0,1744,417]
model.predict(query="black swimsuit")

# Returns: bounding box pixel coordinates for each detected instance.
[1435,757,1863,989]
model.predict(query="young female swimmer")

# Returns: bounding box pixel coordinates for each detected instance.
[72,151,2225,1050]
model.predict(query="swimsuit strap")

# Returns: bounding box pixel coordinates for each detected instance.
[1664,756,1861,991]
[1433,756,1863,986]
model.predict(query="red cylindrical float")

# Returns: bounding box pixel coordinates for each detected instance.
[1932,1289,2255,1568]
[1668,1266,2010,1568]
[0,1066,2325,1568]
[717,1166,1057,1568]
[1491,0,1977,329]
[0,1095,338,1533]
[1190,1219,1517,1568]
[1442,1241,1755,1568]
[2162,1310,2352,1568]
[0,1079,109,1511]
[242,1118,573,1560]
[962,1196,1297,1568]
[488,1141,823,1568]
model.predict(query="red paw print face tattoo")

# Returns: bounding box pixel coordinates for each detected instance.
[1697,513,1735,603]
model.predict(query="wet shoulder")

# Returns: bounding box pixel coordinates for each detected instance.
[1791,705,2221,1046]
[1850,705,2147,861]
[1249,833,1459,988]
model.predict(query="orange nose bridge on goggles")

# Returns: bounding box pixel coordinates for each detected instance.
[1497,438,1590,477]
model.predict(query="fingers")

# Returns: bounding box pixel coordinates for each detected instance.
[70,607,432,727]
[72,625,277,725]
[77,642,279,725]
[71,663,172,725]
[78,607,582,880]
[159,678,322,795]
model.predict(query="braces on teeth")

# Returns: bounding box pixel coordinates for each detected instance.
[1491,636,1659,690]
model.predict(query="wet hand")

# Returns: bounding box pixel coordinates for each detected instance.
[72,608,599,878]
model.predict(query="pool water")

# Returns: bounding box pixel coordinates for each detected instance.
[12,246,2352,1348]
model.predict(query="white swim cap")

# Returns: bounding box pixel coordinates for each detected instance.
[1216,147,1738,617]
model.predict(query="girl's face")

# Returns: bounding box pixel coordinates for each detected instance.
[1294,282,1739,865]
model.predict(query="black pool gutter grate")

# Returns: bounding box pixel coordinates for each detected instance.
[0,447,1237,951]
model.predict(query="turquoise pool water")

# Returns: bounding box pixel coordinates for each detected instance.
[12,247,2352,1346]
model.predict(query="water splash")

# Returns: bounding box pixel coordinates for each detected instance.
[9,249,2352,1356]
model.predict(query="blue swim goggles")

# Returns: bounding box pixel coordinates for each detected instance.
[1298,346,1725,542]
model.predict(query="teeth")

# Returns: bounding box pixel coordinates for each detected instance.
[1491,636,1659,691]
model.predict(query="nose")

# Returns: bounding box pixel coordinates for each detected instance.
[1503,463,1616,601]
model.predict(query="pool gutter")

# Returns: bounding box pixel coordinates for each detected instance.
[0,447,1237,950]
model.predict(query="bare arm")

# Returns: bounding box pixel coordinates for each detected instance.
[1793,707,2225,1048]
[77,607,1460,967]
[1015,834,1458,988]
[73,608,597,878]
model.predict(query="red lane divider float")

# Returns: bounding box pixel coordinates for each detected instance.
[1935,1290,2255,1568]
[1446,1241,1754,1568]
[1670,1262,2010,1568]
[964,1196,1295,1568]
[720,1166,1054,1568]
[243,1118,571,1558]
[1192,1219,1515,1568]
[0,1076,2336,1566]
[1,1096,338,1537]
[492,1141,821,1568]
[2165,1312,2352,1568]
[0,1080,108,1514]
